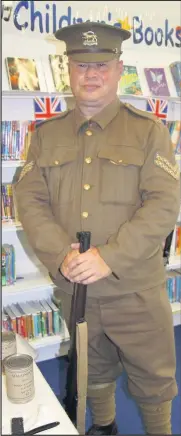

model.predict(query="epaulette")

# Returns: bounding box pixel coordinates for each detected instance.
[35,110,71,129]
[123,102,162,124]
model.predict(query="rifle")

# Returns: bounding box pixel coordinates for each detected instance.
[64,231,91,434]
[163,230,174,266]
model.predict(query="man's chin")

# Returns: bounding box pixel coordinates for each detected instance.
[80,90,102,102]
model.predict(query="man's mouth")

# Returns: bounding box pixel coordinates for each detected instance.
[83,85,100,91]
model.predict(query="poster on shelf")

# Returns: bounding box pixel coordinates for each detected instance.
[119,65,143,96]
[144,67,170,97]
[5,57,41,91]
[48,54,71,93]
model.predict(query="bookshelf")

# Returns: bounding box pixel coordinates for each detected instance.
[2,273,70,362]
[2,92,181,362]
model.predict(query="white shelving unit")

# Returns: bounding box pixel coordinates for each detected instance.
[171,302,181,327]
[2,274,70,362]
[166,255,181,271]
[2,92,181,363]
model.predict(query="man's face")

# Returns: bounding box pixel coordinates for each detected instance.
[68,58,123,106]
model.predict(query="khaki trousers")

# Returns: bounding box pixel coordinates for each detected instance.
[55,283,177,403]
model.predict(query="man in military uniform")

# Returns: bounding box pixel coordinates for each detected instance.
[14,22,180,435]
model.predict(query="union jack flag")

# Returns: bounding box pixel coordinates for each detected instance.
[146,98,168,124]
[30,96,64,131]
[34,96,62,120]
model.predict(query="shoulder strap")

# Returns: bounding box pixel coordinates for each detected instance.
[123,102,162,124]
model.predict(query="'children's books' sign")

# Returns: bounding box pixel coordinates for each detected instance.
[2,1,181,49]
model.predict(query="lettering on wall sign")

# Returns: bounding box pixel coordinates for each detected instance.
[2,1,181,48]
[1,1,13,22]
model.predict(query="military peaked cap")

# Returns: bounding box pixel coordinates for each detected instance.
[55,21,131,62]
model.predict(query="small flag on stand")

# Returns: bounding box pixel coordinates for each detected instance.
[146,98,168,124]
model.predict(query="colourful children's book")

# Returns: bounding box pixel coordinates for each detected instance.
[144,67,170,97]
[49,54,71,93]
[169,61,181,97]
[119,65,142,95]
[5,57,40,91]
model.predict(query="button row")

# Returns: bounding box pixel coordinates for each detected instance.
[82,153,92,218]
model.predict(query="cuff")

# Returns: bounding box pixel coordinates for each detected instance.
[97,243,120,280]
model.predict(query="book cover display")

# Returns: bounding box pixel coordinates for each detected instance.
[169,61,181,97]
[3,53,181,99]
[49,54,71,93]
[119,65,142,95]
[5,57,40,91]
[144,67,170,97]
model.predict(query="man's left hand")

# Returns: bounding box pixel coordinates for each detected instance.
[66,244,112,284]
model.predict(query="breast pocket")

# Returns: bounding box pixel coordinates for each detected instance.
[98,146,144,205]
[37,146,78,205]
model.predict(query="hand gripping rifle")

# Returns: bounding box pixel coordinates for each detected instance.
[64,231,91,434]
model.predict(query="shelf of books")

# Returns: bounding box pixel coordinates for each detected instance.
[2,273,70,362]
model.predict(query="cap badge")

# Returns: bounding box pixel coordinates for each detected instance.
[82,31,98,46]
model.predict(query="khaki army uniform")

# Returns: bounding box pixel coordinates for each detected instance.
[15,98,180,431]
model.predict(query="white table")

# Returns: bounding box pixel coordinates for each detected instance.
[2,335,78,435]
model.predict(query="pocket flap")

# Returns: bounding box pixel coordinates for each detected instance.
[37,147,78,167]
[98,146,144,166]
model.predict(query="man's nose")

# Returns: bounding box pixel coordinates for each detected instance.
[85,66,98,78]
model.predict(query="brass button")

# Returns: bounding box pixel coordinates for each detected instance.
[54,160,59,165]
[85,130,92,136]
[84,184,91,191]
[82,211,89,218]
[85,157,92,164]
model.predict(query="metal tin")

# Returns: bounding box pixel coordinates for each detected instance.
[4,354,35,404]
[2,331,17,366]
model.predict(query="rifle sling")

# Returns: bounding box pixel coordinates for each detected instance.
[76,320,88,435]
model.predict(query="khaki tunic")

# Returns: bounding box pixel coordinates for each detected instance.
[14,98,180,298]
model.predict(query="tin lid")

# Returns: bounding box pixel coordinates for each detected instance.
[3,353,33,370]
[2,331,16,342]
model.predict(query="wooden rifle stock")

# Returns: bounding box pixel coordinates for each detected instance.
[63,231,91,429]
